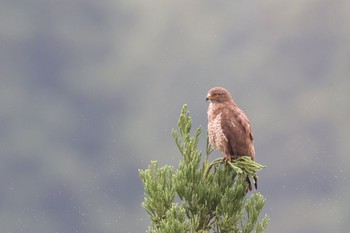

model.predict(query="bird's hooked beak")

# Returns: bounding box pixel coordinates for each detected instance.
[206,94,214,101]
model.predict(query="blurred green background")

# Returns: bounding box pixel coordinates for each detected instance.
[1,0,349,232]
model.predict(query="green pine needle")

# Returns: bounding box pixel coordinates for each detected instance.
[140,104,269,232]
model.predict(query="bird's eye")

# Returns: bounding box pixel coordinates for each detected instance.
[214,94,219,97]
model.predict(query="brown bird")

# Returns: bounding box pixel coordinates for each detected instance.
[206,87,256,189]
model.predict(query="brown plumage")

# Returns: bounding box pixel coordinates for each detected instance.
[206,87,256,189]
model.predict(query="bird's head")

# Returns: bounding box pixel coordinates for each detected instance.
[206,87,234,104]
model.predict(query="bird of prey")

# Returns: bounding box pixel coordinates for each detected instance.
[206,87,256,189]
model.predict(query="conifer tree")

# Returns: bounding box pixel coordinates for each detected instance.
[139,104,269,233]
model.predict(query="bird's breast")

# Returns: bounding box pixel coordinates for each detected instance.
[208,111,227,152]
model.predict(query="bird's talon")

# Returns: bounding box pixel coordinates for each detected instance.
[223,156,232,163]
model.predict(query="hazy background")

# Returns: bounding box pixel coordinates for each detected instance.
[1,0,349,232]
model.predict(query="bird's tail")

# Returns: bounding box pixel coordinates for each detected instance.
[246,176,258,191]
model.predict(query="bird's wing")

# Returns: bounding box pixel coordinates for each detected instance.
[221,105,254,158]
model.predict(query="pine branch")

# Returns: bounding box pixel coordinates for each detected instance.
[139,104,269,233]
